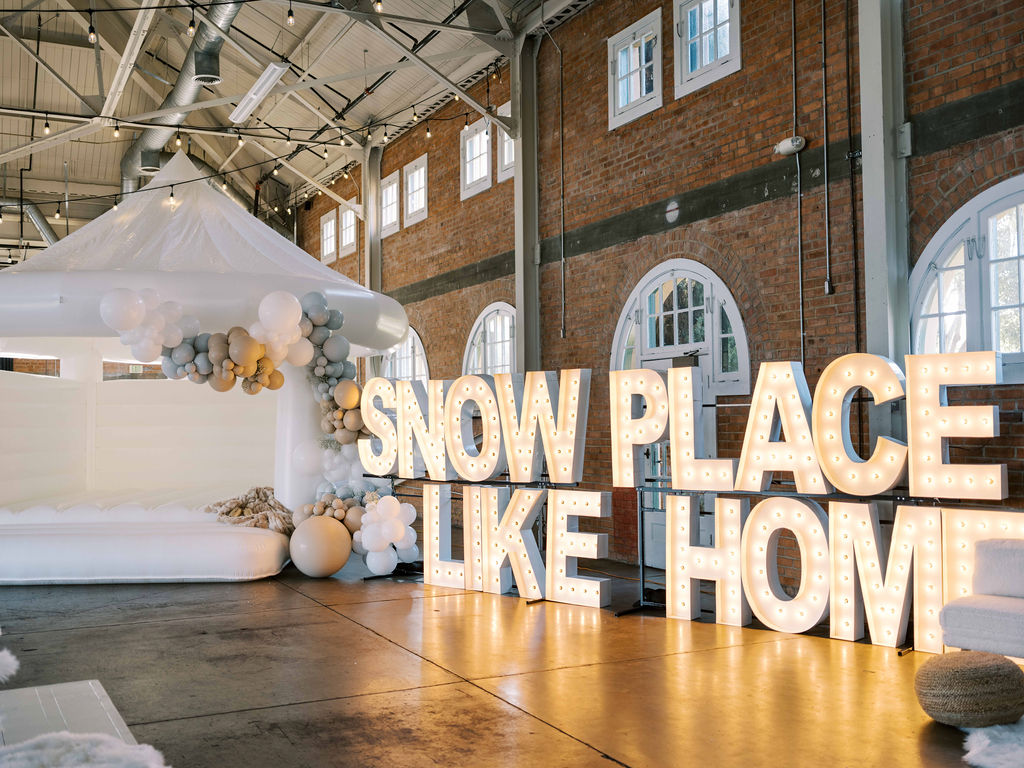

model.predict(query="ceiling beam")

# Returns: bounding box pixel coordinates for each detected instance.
[265,1,506,41]
[0,21,96,114]
[101,6,157,116]
[253,141,361,217]
[0,119,106,166]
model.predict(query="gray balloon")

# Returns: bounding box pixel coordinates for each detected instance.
[194,352,213,375]
[188,372,209,384]
[327,377,338,386]
[299,317,313,337]
[300,292,328,315]
[161,357,184,380]
[171,342,196,365]
[317,381,328,393]
[326,309,344,330]
[314,366,326,377]
[322,334,350,363]
[342,361,356,379]
[309,326,330,346]
[161,346,173,357]
[316,356,328,367]
[194,333,211,353]
[308,307,330,327]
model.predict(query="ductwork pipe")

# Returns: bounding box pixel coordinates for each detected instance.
[0,198,58,245]
[120,2,243,193]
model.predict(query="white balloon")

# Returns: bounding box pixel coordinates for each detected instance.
[351,530,367,555]
[377,495,401,518]
[286,337,315,366]
[139,287,161,310]
[399,503,417,526]
[99,288,146,331]
[267,344,288,365]
[249,321,269,342]
[288,326,302,345]
[360,525,389,553]
[259,291,303,333]
[396,545,420,563]
[120,326,144,345]
[143,310,166,332]
[397,526,417,550]
[365,547,399,575]
[161,325,184,348]
[383,517,405,544]
[179,315,201,339]
[130,340,161,362]
[292,440,324,476]
[158,301,183,323]
[340,443,359,461]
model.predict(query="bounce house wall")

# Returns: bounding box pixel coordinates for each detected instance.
[92,379,278,492]
[0,372,88,504]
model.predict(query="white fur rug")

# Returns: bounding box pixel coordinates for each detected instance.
[0,732,169,767]
[964,717,1024,768]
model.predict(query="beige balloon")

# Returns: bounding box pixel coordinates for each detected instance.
[334,428,357,445]
[227,326,248,340]
[229,335,262,367]
[209,332,229,348]
[267,370,285,390]
[334,380,361,409]
[289,516,352,577]
[208,371,236,392]
[342,506,364,534]
[342,410,364,431]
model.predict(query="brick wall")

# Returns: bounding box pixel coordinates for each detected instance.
[295,0,1022,569]
[7,358,60,376]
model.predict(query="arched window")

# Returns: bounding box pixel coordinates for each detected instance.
[463,301,515,375]
[381,327,429,384]
[910,175,1024,382]
[610,259,750,394]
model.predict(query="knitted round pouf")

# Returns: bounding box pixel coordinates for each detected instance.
[915,651,1024,728]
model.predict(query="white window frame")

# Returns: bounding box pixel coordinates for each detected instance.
[460,116,492,200]
[380,170,400,238]
[339,200,357,257]
[319,209,337,264]
[381,326,430,385]
[910,174,1024,383]
[496,102,514,183]
[463,301,516,375]
[610,259,750,396]
[673,0,741,99]
[403,153,428,227]
[607,9,663,131]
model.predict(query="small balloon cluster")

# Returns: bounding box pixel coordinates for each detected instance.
[99,287,201,364]
[352,495,419,575]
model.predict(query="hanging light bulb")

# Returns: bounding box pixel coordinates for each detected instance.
[343,170,349,179]
[273,165,279,176]
[221,180,228,191]
[454,94,460,102]
[175,130,182,147]
[382,126,389,143]
[303,191,308,199]
[286,130,292,147]
[425,121,431,139]
[54,203,60,220]
[237,131,244,147]
[287,0,295,26]
[187,6,196,37]
[463,114,469,131]
[374,0,383,12]
[339,133,346,147]
[274,205,279,212]
[169,185,175,204]
[112,195,118,211]
[113,122,120,138]
[0,209,4,224]
[88,12,97,44]
[412,108,419,121]
[286,206,292,215]
[323,146,328,160]
[43,115,50,135]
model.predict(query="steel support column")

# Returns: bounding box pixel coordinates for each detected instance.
[512,36,540,372]
[363,145,383,293]
[858,0,909,442]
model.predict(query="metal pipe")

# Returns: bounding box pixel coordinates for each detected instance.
[120,2,243,192]
[821,0,834,295]
[792,0,805,367]
[0,196,58,245]
[538,4,566,339]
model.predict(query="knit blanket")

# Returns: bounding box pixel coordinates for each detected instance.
[203,487,295,536]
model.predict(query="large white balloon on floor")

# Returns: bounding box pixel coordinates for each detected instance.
[289,516,352,577]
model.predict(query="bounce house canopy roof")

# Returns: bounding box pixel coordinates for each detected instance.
[0,152,406,350]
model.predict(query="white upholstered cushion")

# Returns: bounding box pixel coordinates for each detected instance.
[973,539,1024,599]
[940,594,1024,657]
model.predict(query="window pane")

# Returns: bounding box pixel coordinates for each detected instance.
[644,35,654,65]
[644,63,654,96]
[993,259,1020,307]
[676,312,689,344]
[717,0,729,21]
[618,77,629,109]
[662,280,675,311]
[922,281,939,315]
[996,308,1022,354]
[618,47,628,74]
[650,315,660,347]
[692,280,704,308]
[717,22,730,57]
[647,288,657,316]
[688,7,699,38]
[722,336,738,373]
[702,0,714,32]
[689,41,699,72]
[676,278,689,309]
[990,207,1019,260]
[918,316,940,354]
[940,268,966,312]
[693,308,705,342]
[942,313,967,353]
[947,243,965,267]
[703,33,715,65]
[663,315,674,346]
[720,305,732,334]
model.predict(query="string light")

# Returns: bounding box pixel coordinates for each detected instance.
[374,0,383,11]
[43,115,50,135]
[412,108,419,121]
[285,130,292,146]
[339,133,347,147]
[342,170,349,179]
[113,122,120,138]
[454,94,460,101]
[175,130,182,147]
[425,122,431,139]
[463,114,469,131]
[112,195,118,211]
[286,0,295,26]
[286,206,292,215]
[221,180,227,191]
[322,146,328,159]
[54,203,60,220]
[382,126,389,143]
[169,185,175,203]
[187,6,196,36]
[237,131,244,147]
[88,12,97,43]
[272,165,279,176]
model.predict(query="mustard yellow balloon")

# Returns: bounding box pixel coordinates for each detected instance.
[267,370,285,390]
[334,380,361,410]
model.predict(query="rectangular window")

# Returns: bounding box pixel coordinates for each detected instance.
[403,153,428,226]
[674,0,741,99]
[608,9,663,130]
[460,117,491,200]
[319,210,337,264]
[496,102,514,183]
[340,200,356,256]
[381,171,399,238]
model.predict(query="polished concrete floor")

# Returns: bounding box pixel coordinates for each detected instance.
[0,560,967,767]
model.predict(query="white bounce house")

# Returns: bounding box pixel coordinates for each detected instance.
[0,153,406,583]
